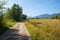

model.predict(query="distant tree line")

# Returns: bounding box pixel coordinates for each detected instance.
[51,13,60,19]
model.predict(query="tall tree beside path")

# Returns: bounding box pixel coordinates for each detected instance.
[8,4,23,21]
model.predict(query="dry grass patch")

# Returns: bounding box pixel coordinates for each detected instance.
[25,19,60,40]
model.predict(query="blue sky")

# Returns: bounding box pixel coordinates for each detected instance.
[4,0,60,17]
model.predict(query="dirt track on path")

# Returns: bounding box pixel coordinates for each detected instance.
[0,22,31,40]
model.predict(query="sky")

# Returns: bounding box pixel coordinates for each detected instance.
[3,0,60,17]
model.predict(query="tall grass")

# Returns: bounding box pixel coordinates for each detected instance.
[25,19,60,40]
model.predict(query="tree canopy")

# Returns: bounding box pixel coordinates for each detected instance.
[7,4,27,21]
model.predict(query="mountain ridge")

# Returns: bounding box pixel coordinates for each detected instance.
[31,13,58,18]
[34,13,58,18]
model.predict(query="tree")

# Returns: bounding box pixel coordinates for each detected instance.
[7,4,27,22]
[51,13,60,19]
[56,13,60,19]
[8,4,22,21]
[21,14,27,20]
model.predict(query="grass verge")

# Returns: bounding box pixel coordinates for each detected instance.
[0,19,17,36]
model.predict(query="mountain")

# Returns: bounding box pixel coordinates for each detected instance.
[51,13,58,16]
[35,13,58,18]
